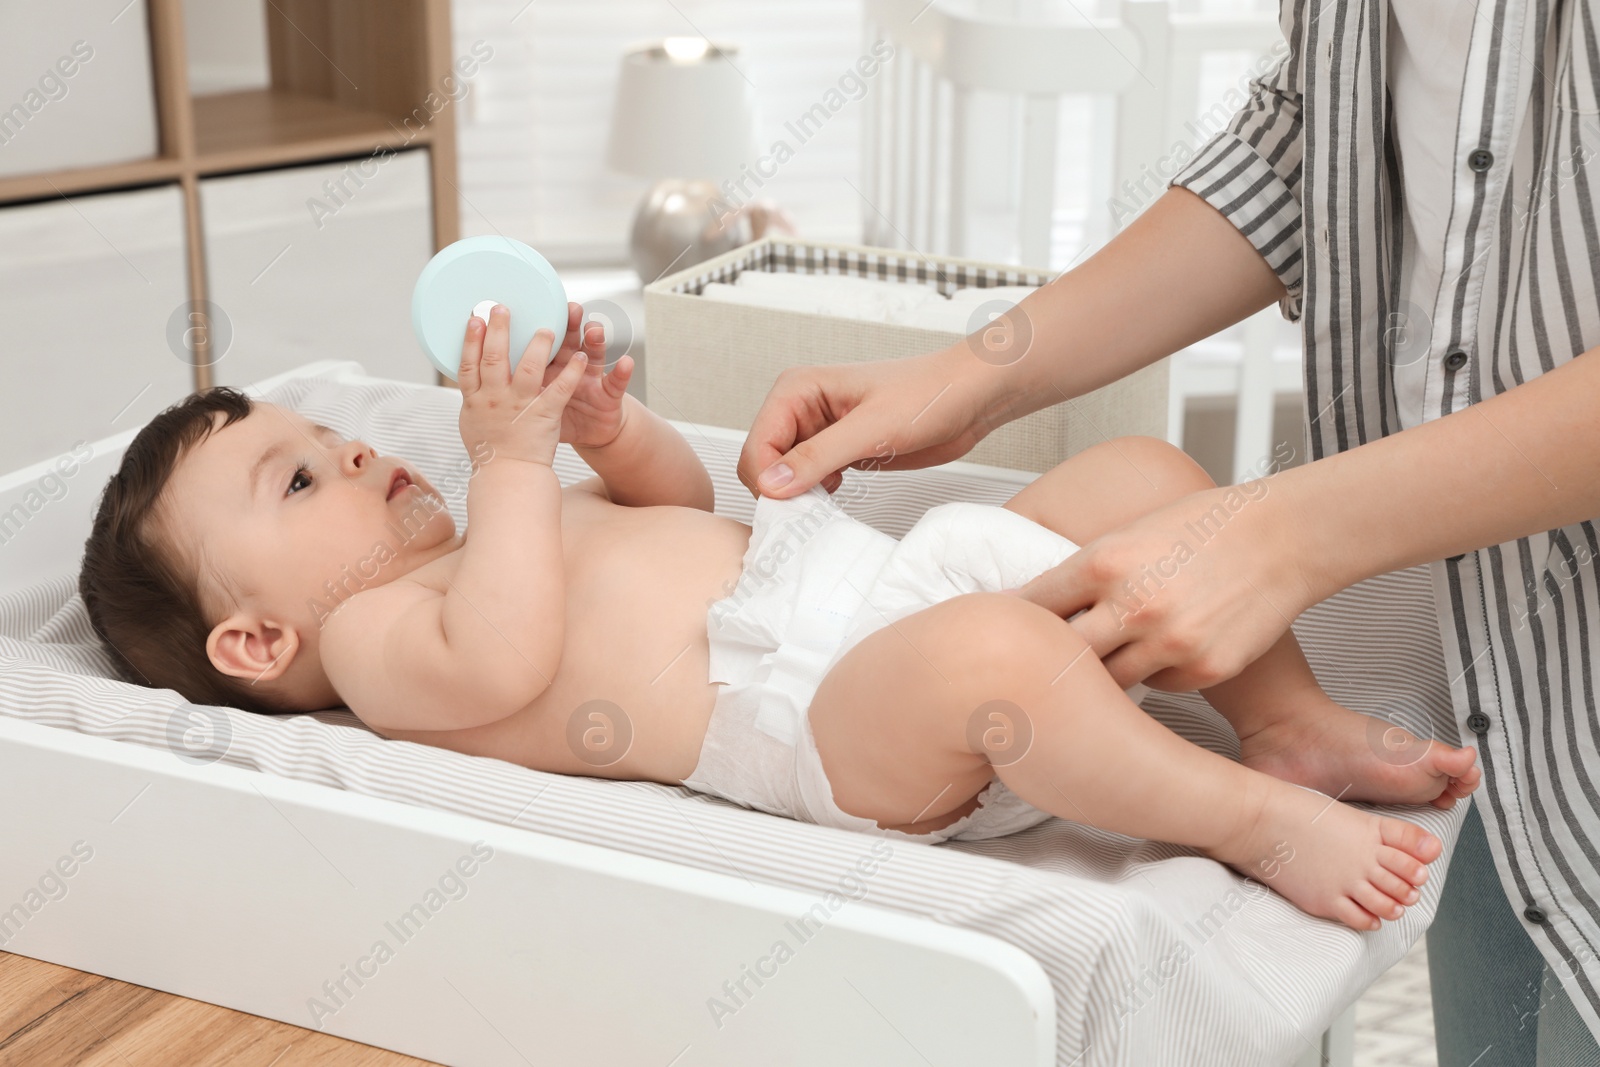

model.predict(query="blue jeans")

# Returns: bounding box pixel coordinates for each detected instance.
[1429,801,1600,1066]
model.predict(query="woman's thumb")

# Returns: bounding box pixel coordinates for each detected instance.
[758,419,875,497]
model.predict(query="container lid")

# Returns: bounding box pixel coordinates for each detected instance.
[412,236,568,379]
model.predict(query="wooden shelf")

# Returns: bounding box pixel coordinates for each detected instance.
[192,88,432,174]
[0,87,440,205]
[0,0,461,389]
[0,157,186,206]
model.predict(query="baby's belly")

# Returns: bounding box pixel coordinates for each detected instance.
[416,506,753,783]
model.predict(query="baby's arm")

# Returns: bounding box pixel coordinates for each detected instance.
[574,393,714,511]
[321,309,588,732]
[552,308,713,511]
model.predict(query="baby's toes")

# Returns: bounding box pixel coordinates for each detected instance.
[1351,879,1407,922]
[1430,769,1480,810]
[1379,816,1442,865]
[1330,895,1383,933]
[1378,844,1429,889]
[1430,743,1480,779]
[1428,790,1459,812]
[1368,863,1422,906]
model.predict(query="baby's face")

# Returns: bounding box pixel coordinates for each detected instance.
[163,404,456,627]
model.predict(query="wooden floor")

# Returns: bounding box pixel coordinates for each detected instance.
[0,952,437,1067]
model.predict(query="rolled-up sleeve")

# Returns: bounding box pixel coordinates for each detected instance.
[1168,28,1306,322]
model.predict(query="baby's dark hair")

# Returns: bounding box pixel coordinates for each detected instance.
[80,386,289,715]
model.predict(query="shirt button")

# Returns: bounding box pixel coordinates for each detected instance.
[1445,350,1468,370]
[1468,712,1492,733]
[1468,148,1494,172]
[1526,905,1549,925]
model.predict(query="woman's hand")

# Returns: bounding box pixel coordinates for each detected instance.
[1012,482,1324,692]
[543,302,635,449]
[737,345,1008,497]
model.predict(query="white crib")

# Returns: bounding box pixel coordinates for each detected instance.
[861,0,1303,485]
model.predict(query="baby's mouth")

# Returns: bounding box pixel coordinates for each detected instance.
[387,470,414,501]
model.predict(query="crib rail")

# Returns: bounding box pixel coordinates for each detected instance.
[861,0,1283,265]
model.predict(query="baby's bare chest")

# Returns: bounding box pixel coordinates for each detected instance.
[401,499,754,781]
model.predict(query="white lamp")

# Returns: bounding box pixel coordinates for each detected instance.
[606,38,762,281]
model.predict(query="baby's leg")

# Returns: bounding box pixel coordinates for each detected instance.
[809,591,1441,931]
[1002,436,1479,810]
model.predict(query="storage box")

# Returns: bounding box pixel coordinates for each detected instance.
[644,238,1168,473]
[0,0,161,178]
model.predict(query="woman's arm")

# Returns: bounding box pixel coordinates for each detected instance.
[740,187,1287,497]
[740,7,1311,498]
[1285,346,1600,599]
[1015,347,1600,691]
[972,187,1289,426]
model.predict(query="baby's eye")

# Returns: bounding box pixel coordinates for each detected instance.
[287,467,313,495]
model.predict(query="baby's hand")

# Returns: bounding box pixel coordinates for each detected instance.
[547,302,635,449]
[457,304,588,467]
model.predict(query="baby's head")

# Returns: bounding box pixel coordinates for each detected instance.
[80,388,456,714]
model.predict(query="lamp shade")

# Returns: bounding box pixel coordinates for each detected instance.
[605,40,760,181]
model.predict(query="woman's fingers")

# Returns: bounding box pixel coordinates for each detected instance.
[458,314,486,395]
[737,352,985,499]
[1015,555,1099,628]
[1099,644,1169,691]
[737,374,886,499]
[738,368,857,497]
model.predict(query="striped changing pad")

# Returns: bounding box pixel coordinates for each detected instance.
[0,366,1465,1066]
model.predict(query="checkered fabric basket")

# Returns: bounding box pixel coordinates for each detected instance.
[644,238,1169,473]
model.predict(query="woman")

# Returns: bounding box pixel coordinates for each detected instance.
[735,2,1600,1063]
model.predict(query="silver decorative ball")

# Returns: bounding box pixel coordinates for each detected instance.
[628,179,754,283]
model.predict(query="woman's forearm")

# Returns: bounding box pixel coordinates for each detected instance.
[958,186,1289,425]
[1274,347,1600,601]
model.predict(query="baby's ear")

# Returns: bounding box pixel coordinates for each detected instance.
[207,614,299,683]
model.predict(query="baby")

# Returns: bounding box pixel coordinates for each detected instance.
[80,302,1480,933]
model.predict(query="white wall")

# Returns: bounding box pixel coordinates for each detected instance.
[449,0,866,264]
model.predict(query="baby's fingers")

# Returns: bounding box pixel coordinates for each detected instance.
[515,343,586,420]
[537,349,588,411]
[457,315,487,395]
[479,304,512,387]
[513,328,559,396]
[603,353,634,398]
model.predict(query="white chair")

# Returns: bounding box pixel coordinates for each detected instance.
[861,0,1301,484]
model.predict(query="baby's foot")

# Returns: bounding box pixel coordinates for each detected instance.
[1237,696,1481,810]
[1210,778,1443,932]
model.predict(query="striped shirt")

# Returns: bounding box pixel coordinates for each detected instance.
[1169,0,1600,1037]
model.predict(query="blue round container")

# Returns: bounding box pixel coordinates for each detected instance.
[411,235,569,379]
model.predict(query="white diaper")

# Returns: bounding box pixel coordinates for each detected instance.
[684,483,1150,843]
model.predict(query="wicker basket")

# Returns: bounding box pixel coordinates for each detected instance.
[643,238,1168,473]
